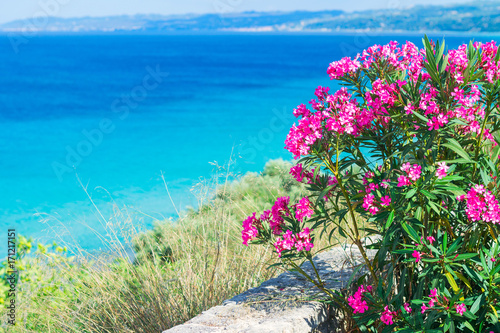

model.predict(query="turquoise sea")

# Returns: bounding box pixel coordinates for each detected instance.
[0,33,490,252]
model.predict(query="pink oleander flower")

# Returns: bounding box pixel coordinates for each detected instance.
[455,303,467,316]
[314,86,330,101]
[348,285,371,314]
[447,44,468,83]
[421,303,428,314]
[401,162,411,173]
[429,288,438,298]
[366,182,380,194]
[398,163,421,186]
[404,104,415,114]
[397,175,412,187]
[428,298,435,308]
[242,212,259,246]
[293,103,311,118]
[363,193,379,215]
[427,114,449,131]
[404,303,412,313]
[363,171,375,185]
[296,197,314,222]
[380,195,392,207]
[380,306,396,325]
[457,194,466,201]
[274,230,295,257]
[295,227,314,252]
[407,164,422,181]
[427,236,436,244]
[466,184,500,224]
[327,56,361,79]
[412,250,421,263]
[274,228,314,257]
[436,162,449,179]
[285,112,324,159]
[290,163,304,182]
[270,197,290,234]
[281,230,295,250]
[325,88,369,137]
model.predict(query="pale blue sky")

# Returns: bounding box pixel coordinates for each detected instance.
[0,0,472,24]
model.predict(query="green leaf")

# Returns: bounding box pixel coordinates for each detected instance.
[406,188,417,199]
[413,110,430,123]
[454,253,479,261]
[463,321,475,331]
[443,232,448,252]
[428,201,441,215]
[421,189,437,200]
[401,222,420,243]
[442,138,472,162]
[469,293,485,315]
[385,210,395,230]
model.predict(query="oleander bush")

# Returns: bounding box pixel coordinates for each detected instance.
[242,37,500,332]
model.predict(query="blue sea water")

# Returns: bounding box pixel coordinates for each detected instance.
[0,33,492,253]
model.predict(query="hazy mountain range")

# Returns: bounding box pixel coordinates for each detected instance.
[1,2,500,33]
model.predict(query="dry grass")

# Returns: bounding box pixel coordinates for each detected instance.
[1,159,313,332]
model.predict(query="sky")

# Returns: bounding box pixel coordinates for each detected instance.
[0,0,473,24]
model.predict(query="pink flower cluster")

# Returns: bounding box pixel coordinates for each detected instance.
[295,197,314,222]
[380,306,397,325]
[295,40,500,162]
[242,212,259,246]
[242,196,316,255]
[397,163,422,187]
[465,184,500,224]
[447,44,468,84]
[421,288,439,313]
[366,79,399,126]
[289,163,322,184]
[477,41,500,83]
[412,250,421,263]
[348,285,372,314]
[327,56,361,79]
[361,171,392,215]
[326,88,374,136]
[328,41,427,82]
[455,303,467,316]
[285,111,325,159]
[242,196,293,245]
[363,194,379,215]
[274,227,314,257]
[418,288,467,316]
[435,162,449,179]
[285,86,383,159]
[271,197,290,234]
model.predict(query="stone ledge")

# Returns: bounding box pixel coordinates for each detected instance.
[163,241,377,333]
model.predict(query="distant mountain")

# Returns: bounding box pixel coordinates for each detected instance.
[307,3,500,32]
[0,11,343,33]
[1,2,500,33]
